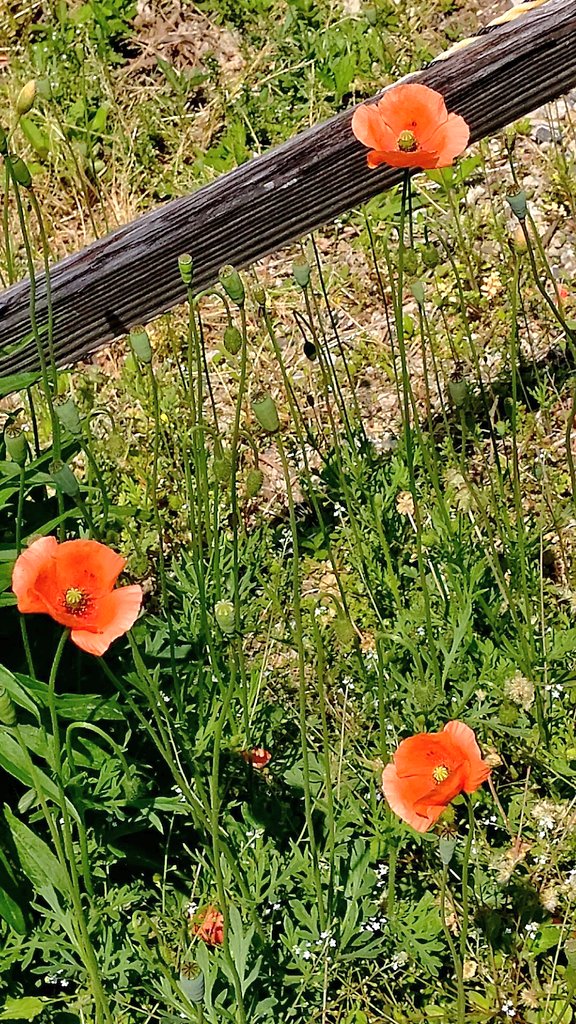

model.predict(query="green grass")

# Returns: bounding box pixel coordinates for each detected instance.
[1,2,576,1023]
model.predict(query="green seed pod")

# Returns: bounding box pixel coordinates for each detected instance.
[403,249,418,276]
[507,191,527,221]
[245,467,264,498]
[49,459,80,497]
[219,265,245,306]
[4,425,28,466]
[252,393,280,434]
[0,686,16,726]
[129,326,152,365]
[448,368,468,408]
[421,243,440,269]
[292,257,311,289]
[15,80,37,116]
[252,284,266,309]
[214,600,235,634]
[54,395,82,435]
[223,325,242,356]
[10,155,32,188]
[178,253,193,286]
[213,452,232,483]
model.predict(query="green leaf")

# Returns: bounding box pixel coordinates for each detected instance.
[0,372,41,398]
[0,882,26,934]
[19,117,50,159]
[0,730,80,817]
[0,996,45,1019]
[4,807,70,897]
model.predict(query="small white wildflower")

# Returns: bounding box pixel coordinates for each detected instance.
[524,922,538,937]
[501,1000,516,1017]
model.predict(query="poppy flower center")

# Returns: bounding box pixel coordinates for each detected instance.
[63,587,90,615]
[397,129,418,153]
[432,764,450,783]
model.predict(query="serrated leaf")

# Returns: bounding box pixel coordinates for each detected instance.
[4,807,70,897]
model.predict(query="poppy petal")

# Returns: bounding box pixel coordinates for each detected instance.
[394,733,457,778]
[352,104,396,152]
[443,720,491,792]
[375,83,447,138]
[382,763,443,832]
[54,540,126,598]
[12,536,59,612]
[413,763,467,811]
[70,585,142,656]
[423,113,470,167]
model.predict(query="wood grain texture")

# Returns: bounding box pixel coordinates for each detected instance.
[1,0,575,377]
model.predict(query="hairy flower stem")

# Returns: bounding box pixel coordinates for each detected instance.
[440,864,466,1024]
[46,631,113,1024]
[277,433,327,934]
[16,466,35,676]
[460,798,475,962]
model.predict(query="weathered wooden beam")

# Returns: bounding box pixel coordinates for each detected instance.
[0,0,575,377]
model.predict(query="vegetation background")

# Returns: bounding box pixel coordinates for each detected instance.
[1,1,576,1022]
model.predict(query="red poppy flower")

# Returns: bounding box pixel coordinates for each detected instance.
[241,747,271,769]
[192,905,224,946]
[12,536,142,656]
[382,721,490,832]
[351,83,469,170]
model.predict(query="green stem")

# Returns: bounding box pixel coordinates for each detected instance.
[440,864,466,1024]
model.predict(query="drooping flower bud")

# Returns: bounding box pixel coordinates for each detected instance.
[219,265,245,306]
[223,325,242,356]
[252,393,280,434]
[245,468,264,498]
[15,80,37,116]
[213,452,232,483]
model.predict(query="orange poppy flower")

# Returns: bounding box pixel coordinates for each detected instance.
[381,721,490,832]
[241,747,271,769]
[351,83,470,170]
[12,536,142,656]
[192,905,224,946]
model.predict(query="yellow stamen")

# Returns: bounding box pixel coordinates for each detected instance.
[433,764,450,783]
[397,129,418,153]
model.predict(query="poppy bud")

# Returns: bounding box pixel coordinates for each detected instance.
[214,600,235,634]
[333,614,355,648]
[0,127,7,155]
[129,326,152,364]
[252,393,280,433]
[178,253,193,286]
[5,425,28,466]
[223,325,242,356]
[511,225,528,253]
[292,257,311,289]
[245,467,264,498]
[303,340,317,361]
[411,281,425,306]
[49,459,80,497]
[364,4,378,24]
[54,395,82,435]
[219,265,245,306]
[0,687,16,727]
[213,453,232,483]
[10,156,32,188]
[507,191,527,221]
[15,80,37,116]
